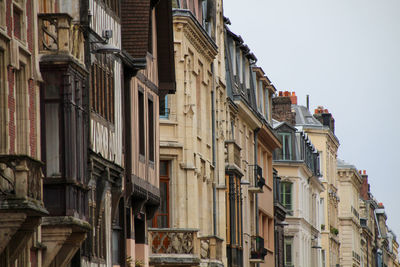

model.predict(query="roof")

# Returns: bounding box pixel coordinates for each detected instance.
[292,105,323,127]
[337,158,357,170]
[272,119,297,132]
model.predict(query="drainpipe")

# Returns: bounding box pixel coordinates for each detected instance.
[211,63,217,236]
[254,127,260,267]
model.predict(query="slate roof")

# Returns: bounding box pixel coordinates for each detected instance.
[292,105,323,127]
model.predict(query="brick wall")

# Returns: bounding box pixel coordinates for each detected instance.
[6,0,12,36]
[360,173,369,201]
[8,66,15,154]
[272,96,296,125]
[28,78,36,156]
[26,0,33,52]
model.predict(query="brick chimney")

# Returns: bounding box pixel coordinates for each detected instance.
[272,91,296,125]
[313,106,335,133]
[359,170,369,201]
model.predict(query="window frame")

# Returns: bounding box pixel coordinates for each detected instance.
[152,161,170,228]
[138,88,145,157]
[159,94,169,119]
[284,236,294,266]
[148,95,154,163]
[278,132,292,160]
[281,181,293,214]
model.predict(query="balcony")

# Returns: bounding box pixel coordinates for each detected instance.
[0,155,48,256]
[225,140,241,168]
[38,13,84,65]
[148,228,223,266]
[250,236,267,263]
[248,165,265,193]
[352,251,361,263]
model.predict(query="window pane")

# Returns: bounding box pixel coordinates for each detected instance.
[160,161,168,176]
[138,90,145,155]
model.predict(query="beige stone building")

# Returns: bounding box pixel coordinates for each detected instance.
[293,105,340,267]
[224,25,281,266]
[148,1,226,266]
[272,93,324,267]
[337,159,363,267]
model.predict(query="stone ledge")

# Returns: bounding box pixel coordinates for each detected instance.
[42,216,91,232]
[150,254,200,265]
[0,198,48,216]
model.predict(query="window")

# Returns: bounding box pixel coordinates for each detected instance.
[278,133,292,160]
[0,50,5,153]
[148,97,154,162]
[0,0,5,27]
[284,237,293,266]
[226,173,242,248]
[13,6,22,39]
[321,249,326,267]
[265,88,270,120]
[16,64,27,154]
[138,89,145,156]
[159,95,168,118]
[112,200,124,265]
[152,161,170,228]
[91,55,114,123]
[281,182,292,214]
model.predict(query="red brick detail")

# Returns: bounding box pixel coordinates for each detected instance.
[26,0,33,52]
[8,66,15,154]
[272,96,296,126]
[360,174,369,201]
[6,0,12,37]
[28,79,36,156]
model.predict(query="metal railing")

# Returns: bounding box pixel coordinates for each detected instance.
[250,235,267,260]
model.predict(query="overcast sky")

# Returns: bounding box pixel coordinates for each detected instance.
[224,0,400,237]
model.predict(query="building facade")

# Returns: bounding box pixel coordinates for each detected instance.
[121,0,176,266]
[0,0,49,266]
[224,25,281,267]
[148,0,225,266]
[337,159,363,267]
[292,104,340,267]
[272,96,324,267]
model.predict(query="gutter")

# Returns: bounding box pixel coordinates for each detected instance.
[254,127,260,267]
[211,62,217,236]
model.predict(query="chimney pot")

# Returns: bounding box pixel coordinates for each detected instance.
[359,170,362,174]
[279,91,283,96]
[290,91,298,105]
[363,170,366,175]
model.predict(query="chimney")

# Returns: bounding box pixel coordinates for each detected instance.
[290,92,297,105]
[360,170,369,201]
[272,91,296,125]
[313,106,335,133]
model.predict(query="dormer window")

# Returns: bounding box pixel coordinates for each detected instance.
[278,133,292,160]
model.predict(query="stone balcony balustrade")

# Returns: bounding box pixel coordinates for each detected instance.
[0,155,48,258]
[38,13,85,65]
[148,228,223,266]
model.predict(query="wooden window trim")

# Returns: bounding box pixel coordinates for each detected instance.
[152,161,170,228]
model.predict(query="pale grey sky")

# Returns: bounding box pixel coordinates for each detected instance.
[224,0,400,237]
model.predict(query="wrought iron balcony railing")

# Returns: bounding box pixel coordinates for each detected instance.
[250,235,267,261]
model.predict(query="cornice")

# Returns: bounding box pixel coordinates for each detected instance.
[173,9,218,63]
